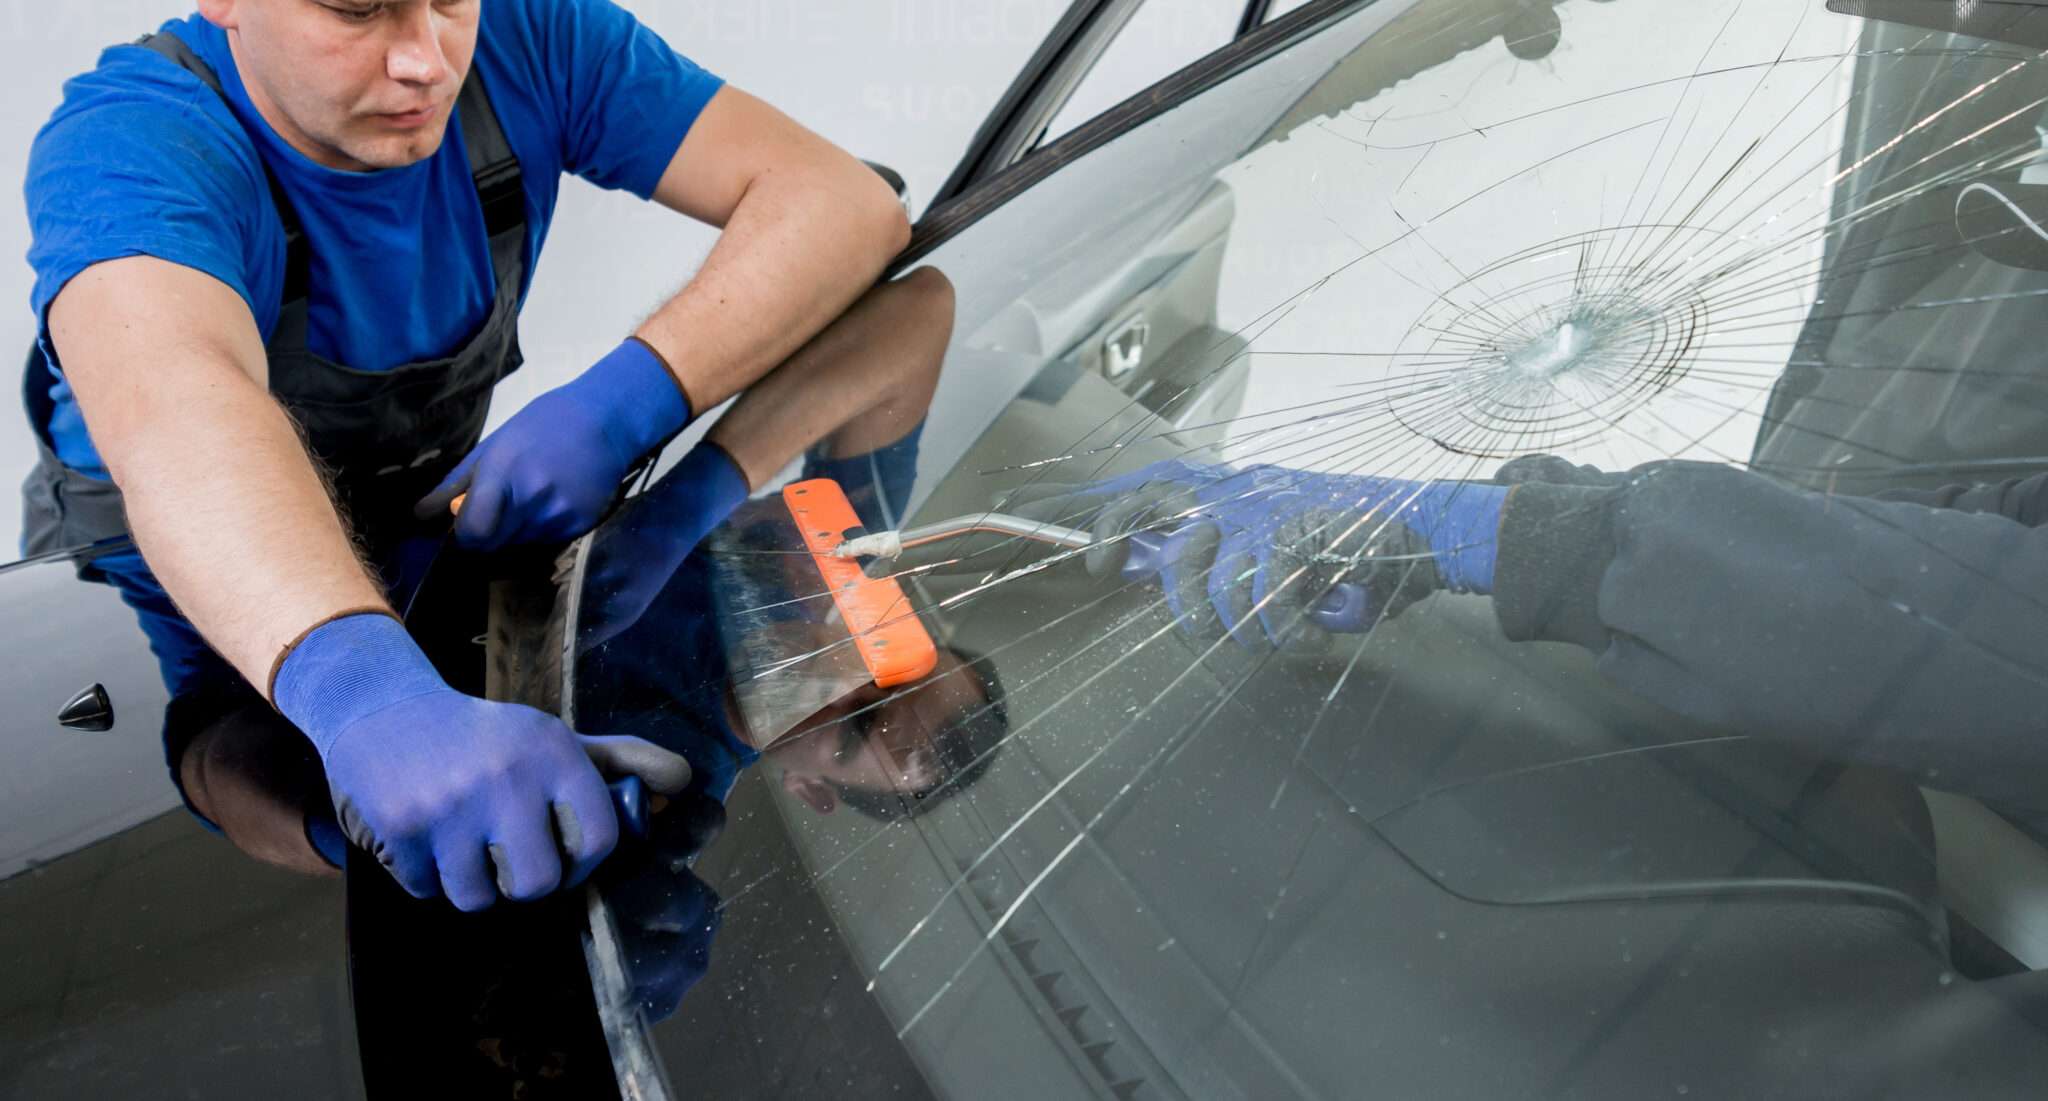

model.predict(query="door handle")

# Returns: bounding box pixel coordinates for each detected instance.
[1102,313,1150,380]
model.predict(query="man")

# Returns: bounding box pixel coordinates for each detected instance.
[19,0,910,910]
[175,267,1001,887]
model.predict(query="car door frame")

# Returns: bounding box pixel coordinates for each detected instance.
[927,0,1316,211]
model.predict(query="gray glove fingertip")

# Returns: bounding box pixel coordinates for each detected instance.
[1090,489,1192,577]
[488,842,516,899]
[1090,494,1152,549]
[554,801,585,862]
[335,792,433,899]
[553,800,614,890]
[1085,533,1128,578]
[581,734,693,795]
[553,766,622,889]
[489,815,567,902]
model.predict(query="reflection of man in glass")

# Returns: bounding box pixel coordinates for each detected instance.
[755,646,1006,820]
[569,263,1009,822]
[575,568,1009,820]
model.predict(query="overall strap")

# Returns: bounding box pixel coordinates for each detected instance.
[130,32,528,298]
[456,69,525,243]
[135,32,309,302]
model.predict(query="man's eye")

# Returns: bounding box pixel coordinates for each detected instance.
[324,3,379,22]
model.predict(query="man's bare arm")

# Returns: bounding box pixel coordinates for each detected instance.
[48,255,387,689]
[707,266,952,487]
[639,86,913,413]
[410,86,910,551]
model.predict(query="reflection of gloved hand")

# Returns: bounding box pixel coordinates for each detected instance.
[579,442,751,654]
[1012,460,1509,650]
[1186,469,1508,649]
[275,613,693,911]
[601,792,727,1022]
[416,338,692,551]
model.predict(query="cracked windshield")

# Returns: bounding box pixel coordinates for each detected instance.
[569,1,2048,1096]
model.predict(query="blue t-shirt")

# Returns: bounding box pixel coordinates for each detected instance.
[25,0,724,478]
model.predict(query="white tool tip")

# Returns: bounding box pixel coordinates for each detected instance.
[833,531,903,559]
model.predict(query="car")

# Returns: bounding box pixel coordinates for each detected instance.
[12,0,2048,1097]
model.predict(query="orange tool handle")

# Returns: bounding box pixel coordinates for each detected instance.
[784,479,939,688]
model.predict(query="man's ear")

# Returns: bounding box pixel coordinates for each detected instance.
[195,0,239,30]
[781,772,838,815]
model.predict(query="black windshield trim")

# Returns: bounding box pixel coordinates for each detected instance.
[894,0,1380,273]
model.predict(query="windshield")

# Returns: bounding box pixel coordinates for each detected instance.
[570,2,2048,1096]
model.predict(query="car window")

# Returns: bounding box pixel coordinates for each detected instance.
[572,1,2048,1096]
[1036,0,1247,148]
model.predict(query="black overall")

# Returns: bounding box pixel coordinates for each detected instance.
[20,31,529,574]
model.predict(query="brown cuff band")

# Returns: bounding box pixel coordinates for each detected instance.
[265,606,401,706]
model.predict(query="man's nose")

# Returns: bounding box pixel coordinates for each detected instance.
[386,5,451,86]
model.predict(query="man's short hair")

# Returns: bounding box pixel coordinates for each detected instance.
[830,648,1008,821]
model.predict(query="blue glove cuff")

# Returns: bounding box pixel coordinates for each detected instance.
[570,338,694,462]
[273,613,447,759]
[1419,483,1510,594]
[678,438,752,519]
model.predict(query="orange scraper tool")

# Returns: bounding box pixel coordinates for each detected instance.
[784,479,938,689]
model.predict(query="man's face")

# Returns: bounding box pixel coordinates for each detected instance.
[770,651,992,814]
[200,0,479,172]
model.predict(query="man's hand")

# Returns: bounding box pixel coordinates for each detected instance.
[1009,460,1511,651]
[1177,468,1509,650]
[274,612,692,911]
[417,338,690,550]
[419,86,909,553]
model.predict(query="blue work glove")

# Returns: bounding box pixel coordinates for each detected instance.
[578,442,751,654]
[1007,459,1508,650]
[274,613,694,911]
[1185,468,1507,648]
[416,338,692,550]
